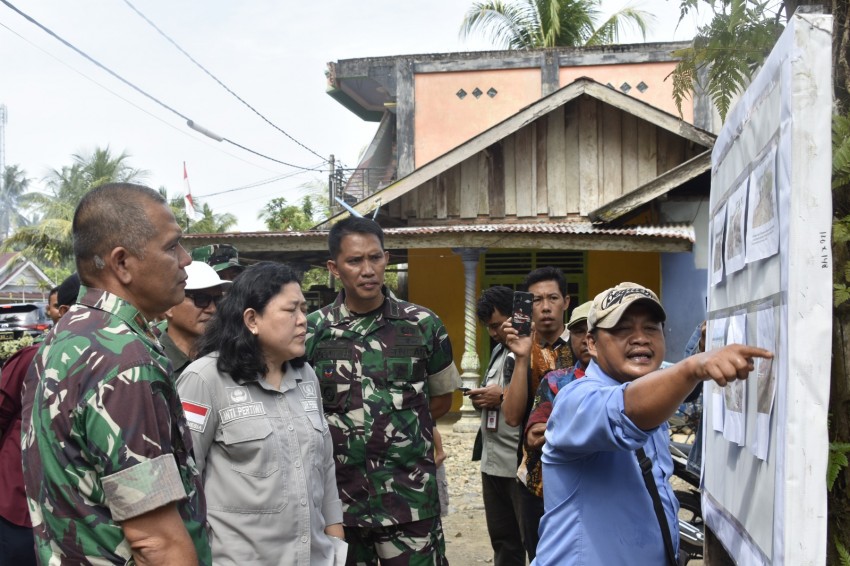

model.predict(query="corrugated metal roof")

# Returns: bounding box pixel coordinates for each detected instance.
[183,222,694,242]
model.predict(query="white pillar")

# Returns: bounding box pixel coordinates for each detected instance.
[451,247,485,433]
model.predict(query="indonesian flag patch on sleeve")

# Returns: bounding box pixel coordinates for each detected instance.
[182,400,211,433]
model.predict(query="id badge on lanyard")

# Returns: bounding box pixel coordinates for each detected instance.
[486,409,499,431]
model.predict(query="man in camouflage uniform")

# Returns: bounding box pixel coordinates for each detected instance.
[191,243,244,281]
[21,183,210,565]
[306,217,461,566]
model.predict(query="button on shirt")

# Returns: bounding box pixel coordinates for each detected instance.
[177,354,343,566]
[533,360,679,565]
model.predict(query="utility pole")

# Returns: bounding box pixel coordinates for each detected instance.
[328,154,335,213]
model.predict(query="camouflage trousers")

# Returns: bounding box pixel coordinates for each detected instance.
[344,515,448,566]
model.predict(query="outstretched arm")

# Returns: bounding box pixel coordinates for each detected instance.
[624,344,773,430]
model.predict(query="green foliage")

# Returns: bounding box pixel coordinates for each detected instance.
[459,0,651,49]
[834,113,850,189]
[836,537,850,566]
[2,147,144,266]
[670,0,784,121]
[259,196,316,231]
[0,335,33,363]
[167,195,237,234]
[0,165,32,241]
[828,442,850,490]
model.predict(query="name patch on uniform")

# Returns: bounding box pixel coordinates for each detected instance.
[226,386,251,405]
[301,398,319,412]
[219,402,266,424]
[182,401,211,433]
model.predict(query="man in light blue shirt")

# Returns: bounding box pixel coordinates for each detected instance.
[532,283,772,565]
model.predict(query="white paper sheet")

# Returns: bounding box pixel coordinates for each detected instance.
[723,311,747,445]
[746,147,780,264]
[725,180,749,276]
[711,203,727,286]
[709,317,729,432]
[750,306,778,460]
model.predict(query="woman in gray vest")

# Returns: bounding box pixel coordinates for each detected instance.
[177,262,345,565]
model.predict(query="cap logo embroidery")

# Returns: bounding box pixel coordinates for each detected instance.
[600,288,655,310]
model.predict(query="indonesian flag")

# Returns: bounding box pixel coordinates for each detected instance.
[182,400,210,433]
[183,162,203,221]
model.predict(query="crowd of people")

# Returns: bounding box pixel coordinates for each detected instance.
[0,182,771,565]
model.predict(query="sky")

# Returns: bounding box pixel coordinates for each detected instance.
[0,0,708,231]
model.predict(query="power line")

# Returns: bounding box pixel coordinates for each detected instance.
[121,0,327,163]
[201,166,325,198]
[0,20,282,174]
[0,0,320,171]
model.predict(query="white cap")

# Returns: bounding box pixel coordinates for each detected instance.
[185,261,232,291]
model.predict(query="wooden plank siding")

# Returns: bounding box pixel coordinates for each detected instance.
[578,95,600,215]
[547,106,568,217]
[391,97,708,225]
[503,136,517,217]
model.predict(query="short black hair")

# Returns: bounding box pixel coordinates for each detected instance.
[196,262,304,383]
[56,273,81,307]
[476,286,513,323]
[73,183,167,283]
[48,287,59,300]
[524,266,567,297]
[328,216,385,259]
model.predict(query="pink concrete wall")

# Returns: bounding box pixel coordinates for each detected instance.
[412,61,691,167]
[413,69,542,167]
[559,61,690,121]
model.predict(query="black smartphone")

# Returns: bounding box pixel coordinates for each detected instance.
[512,291,533,336]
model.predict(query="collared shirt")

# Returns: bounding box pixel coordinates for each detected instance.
[305,288,461,527]
[0,344,38,527]
[522,359,586,497]
[177,354,343,566]
[160,327,192,379]
[533,360,679,565]
[21,286,210,565]
[479,343,522,478]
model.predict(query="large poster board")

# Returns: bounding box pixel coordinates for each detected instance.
[703,12,832,565]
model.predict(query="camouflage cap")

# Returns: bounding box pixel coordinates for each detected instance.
[587,282,666,331]
[190,244,244,272]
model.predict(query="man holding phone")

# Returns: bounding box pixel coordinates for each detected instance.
[466,286,526,565]
[501,267,573,560]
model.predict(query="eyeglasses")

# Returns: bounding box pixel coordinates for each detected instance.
[185,292,222,309]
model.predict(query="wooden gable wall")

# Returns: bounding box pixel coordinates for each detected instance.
[386,94,704,225]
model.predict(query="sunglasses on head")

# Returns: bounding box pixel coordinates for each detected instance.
[185,292,222,309]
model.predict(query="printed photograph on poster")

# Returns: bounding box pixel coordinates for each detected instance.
[709,317,729,432]
[711,203,727,286]
[723,310,747,446]
[725,180,749,275]
[750,305,778,461]
[746,147,779,263]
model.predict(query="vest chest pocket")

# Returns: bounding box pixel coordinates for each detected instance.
[314,341,357,414]
[220,417,279,478]
[387,358,428,410]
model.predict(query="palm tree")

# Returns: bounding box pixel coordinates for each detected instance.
[0,165,32,240]
[460,0,652,49]
[2,147,145,265]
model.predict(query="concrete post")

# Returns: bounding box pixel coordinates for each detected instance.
[451,247,485,433]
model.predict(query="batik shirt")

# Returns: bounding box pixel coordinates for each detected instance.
[305,289,461,527]
[21,286,211,565]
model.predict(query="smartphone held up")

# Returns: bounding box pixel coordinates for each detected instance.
[512,291,533,336]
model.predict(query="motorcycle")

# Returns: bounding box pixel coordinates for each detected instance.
[671,441,704,562]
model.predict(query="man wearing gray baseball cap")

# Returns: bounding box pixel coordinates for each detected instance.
[532,282,772,566]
